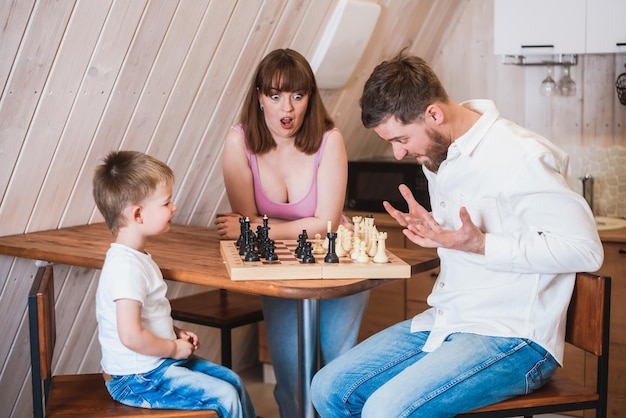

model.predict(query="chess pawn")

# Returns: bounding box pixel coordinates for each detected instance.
[356,241,369,263]
[373,232,389,263]
[265,239,279,262]
[313,233,325,254]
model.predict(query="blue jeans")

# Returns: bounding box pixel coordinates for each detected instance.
[105,355,256,418]
[262,291,369,418]
[311,319,559,418]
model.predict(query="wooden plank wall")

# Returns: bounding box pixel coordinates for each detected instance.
[1,0,625,416]
[0,1,465,416]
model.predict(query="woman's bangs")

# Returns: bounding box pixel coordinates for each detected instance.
[260,64,312,95]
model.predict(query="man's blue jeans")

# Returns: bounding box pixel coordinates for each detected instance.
[311,319,559,418]
[105,355,256,418]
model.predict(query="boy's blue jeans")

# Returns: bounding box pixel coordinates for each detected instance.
[311,319,559,418]
[105,355,256,418]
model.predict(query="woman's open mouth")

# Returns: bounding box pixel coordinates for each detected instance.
[280,117,293,129]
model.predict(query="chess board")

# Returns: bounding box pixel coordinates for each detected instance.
[220,240,411,281]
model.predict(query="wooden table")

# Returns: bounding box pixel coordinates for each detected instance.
[0,223,439,418]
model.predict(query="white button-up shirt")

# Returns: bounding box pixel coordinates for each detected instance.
[411,100,604,365]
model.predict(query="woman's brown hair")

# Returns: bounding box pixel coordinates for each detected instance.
[240,49,334,155]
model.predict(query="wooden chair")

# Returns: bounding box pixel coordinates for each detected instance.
[169,289,264,369]
[458,271,611,418]
[29,265,218,418]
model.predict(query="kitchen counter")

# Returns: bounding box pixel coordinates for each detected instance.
[598,226,626,243]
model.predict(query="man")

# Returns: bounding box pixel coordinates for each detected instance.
[310,52,603,417]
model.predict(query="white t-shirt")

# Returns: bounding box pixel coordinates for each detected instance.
[411,100,604,365]
[96,243,176,375]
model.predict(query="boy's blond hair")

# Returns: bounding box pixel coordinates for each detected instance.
[93,150,174,236]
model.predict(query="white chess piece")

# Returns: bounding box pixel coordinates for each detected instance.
[323,221,332,250]
[351,237,361,260]
[356,240,369,263]
[313,233,325,254]
[367,228,378,257]
[335,226,346,257]
[373,232,389,263]
[342,230,353,252]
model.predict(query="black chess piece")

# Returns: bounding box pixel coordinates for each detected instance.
[236,217,246,248]
[262,215,270,240]
[239,228,250,256]
[256,225,265,257]
[324,232,339,263]
[295,230,308,259]
[301,242,316,264]
[244,239,260,262]
[265,239,279,262]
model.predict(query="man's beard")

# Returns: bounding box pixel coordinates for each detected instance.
[421,128,450,173]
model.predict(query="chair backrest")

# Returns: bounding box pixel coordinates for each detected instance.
[28,265,56,418]
[565,271,611,414]
[565,272,610,355]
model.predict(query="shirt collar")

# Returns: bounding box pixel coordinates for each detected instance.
[452,99,500,156]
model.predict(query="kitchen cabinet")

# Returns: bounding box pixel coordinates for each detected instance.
[493,0,586,55]
[494,0,626,55]
[586,0,626,53]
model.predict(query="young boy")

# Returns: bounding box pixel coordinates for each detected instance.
[93,150,256,417]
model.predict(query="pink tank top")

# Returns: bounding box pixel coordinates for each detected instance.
[235,124,335,221]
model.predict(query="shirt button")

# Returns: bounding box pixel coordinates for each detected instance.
[439,282,445,288]
[440,201,446,208]
[437,309,444,315]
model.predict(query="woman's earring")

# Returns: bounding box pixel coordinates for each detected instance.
[259,103,264,111]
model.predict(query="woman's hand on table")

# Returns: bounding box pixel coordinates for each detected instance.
[215,212,244,239]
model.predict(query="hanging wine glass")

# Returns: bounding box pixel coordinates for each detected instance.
[557,64,576,96]
[540,66,557,96]
[616,64,626,105]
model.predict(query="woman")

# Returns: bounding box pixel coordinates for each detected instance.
[215,48,369,418]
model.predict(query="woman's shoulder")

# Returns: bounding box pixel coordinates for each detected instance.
[322,127,344,147]
[225,124,246,145]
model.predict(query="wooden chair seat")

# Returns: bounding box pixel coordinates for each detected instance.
[47,374,218,417]
[29,265,218,418]
[169,289,264,369]
[458,271,611,418]
[460,376,598,416]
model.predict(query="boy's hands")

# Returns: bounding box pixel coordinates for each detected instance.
[171,327,199,359]
[117,300,201,359]
[170,338,195,359]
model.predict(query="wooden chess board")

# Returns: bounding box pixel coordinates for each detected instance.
[220,240,411,281]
